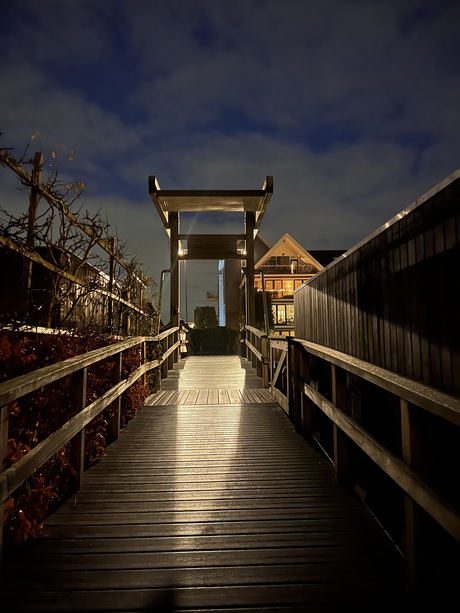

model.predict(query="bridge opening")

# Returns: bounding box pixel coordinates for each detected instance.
[148,176,273,331]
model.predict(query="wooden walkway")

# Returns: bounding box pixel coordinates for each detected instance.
[1,356,411,612]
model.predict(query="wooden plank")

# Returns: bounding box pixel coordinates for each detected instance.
[218,389,230,403]
[227,389,241,403]
[15,545,397,571]
[196,389,209,404]
[0,356,411,612]
[207,389,219,404]
[38,515,391,540]
[2,583,410,612]
[24,529,392,554]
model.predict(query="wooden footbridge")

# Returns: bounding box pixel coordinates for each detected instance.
[1,355,412,612]
[1,171,459,611]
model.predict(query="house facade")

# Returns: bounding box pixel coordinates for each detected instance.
[253,233,345,336]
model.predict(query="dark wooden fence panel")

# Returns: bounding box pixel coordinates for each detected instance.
[294,170,460,396]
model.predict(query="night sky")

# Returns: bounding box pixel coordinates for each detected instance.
[1,0,459,322]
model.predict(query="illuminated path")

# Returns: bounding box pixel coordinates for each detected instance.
[2,356,410,611]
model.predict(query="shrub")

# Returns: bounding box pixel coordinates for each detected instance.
[189,326,239,355]
[0,330,151,550]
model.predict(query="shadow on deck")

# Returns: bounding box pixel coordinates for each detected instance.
[1,357,413,612]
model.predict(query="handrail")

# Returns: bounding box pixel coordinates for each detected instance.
[245,339,263,362]
[295,338,460,425]
[303,383,460,541]
[278,335,460,589]
[245,325,265,339]
[0,328,180,408]
[0,326,182,558]
[243,326,269,387]
[0,351,173,507]
[0,336,144,407]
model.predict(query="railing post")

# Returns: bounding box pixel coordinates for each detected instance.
[401,398,417,589]
[107,352,123,443]
[255,332,262,377]
[288,337,301,431]
[269,339,274,390]
[0,403,9,562]
[167,330,174,371]
[250,330,256,370]
[261,334,270,388]
[299,348,312,435]
[175,327,180,365]
[161,334,168,380]
[69,368,88,492]
[331,364,351,486]
[142,340,147,386]
[240,328,246,359]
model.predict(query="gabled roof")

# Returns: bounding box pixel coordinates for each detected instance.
[254,233,271,262]
[255,233,325,270]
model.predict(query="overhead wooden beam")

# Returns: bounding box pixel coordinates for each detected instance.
[182,234,246,260]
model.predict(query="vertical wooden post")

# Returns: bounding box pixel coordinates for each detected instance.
[239,327,245,359]
[250,330,255,370]
[169,212,180,329]
[401,398,416,588]
[0,404,9,562]
[161,334,168,380]
[331,364,351,484]
[107,352,123,443]
[287,337,294,420]
[261,334,269,388]
[269,342,274,392]
[299,350,312,436]
[256,333,262,377]
[142,341,147,386]
[69,368,87,492]
[167,330,174,371]
[245,212,255,327]
[288,337,301,431]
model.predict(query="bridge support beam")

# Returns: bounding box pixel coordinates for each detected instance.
[169,212,180,329]
[245,211,255,327]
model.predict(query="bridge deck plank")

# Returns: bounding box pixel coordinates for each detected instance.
[1,356,410,611]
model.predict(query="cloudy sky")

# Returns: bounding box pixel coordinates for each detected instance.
[1,0,459,323]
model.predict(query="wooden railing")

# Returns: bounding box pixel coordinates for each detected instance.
[0,326,183,560]
[247,331,460,591]
[242,326,269,387]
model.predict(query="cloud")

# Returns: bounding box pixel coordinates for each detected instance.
[1,0,459,321]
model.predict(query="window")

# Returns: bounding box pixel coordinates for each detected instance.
[276,304,286,324]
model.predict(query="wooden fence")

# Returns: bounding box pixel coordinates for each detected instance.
[294,169,460,397]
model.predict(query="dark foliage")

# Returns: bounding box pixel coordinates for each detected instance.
[0,330,151,549]
[189,326,239,355]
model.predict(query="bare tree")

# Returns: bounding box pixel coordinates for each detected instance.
[0,141,157,334]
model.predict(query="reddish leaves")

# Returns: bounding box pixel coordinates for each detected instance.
[1,331,151,550]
